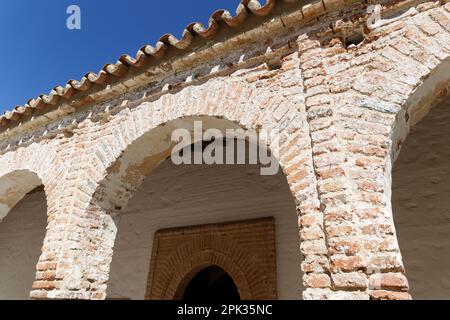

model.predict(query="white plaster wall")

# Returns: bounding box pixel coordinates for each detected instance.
[107,158,303,300]
[0,189,47,299]
[393,94,450,299]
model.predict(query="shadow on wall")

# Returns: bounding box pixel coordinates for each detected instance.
[0,185,47,299]
[393,93,450,299]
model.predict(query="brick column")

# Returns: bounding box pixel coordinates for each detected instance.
[336,94,410,300]
[297,34,410,299]
[29,183,119,300]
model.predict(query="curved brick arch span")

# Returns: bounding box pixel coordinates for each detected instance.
[0,170,43,221]
[50,70,323,300]
[0,143,60,219]
[83,73,316,215]
[358,38,450,300]
[392,56,450,162]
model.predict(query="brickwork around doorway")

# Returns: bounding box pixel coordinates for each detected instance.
[0,0,449,300]
[145,218,277,300]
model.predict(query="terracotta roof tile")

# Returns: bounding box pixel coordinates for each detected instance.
[0,0,324,128]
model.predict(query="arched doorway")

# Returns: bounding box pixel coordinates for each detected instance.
[179,266,240,302]
[392,93,450,299]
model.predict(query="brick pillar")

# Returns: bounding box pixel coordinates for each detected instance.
[334,100,410,300]
[28,180,87,299]
[82,204,119,300]
[29,187,119,300]
[268,52,332,298]
[297,35,410,300]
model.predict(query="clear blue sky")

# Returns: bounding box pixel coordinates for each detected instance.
[0,0,240,112]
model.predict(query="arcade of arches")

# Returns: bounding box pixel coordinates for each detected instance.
[0,0,449,300]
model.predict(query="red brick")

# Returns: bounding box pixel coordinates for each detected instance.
[303,274,332,288]
[316,167,346,179]
[332,272,368,290]
[329,239,361,255]
[331,255,365,272]
[325,210,353,222]
[32,281,58,290]
[369,273,409,291]
[370,290,412,300]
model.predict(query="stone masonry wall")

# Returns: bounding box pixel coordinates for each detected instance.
[0,0,448,300]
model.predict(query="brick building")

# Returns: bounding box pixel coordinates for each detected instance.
[0,0,449,300]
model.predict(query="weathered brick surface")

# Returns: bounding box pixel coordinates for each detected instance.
[370,290,412,300]
[332,272,368,290]
[0,0,448,300]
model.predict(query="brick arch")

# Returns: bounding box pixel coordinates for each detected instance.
[148,234,272,300]
[0,146,59,235]
[68,68,321,299]
[0,144,60,205]
[85,75,315,217]
[391,56,450,162]
[84,115,304,300]
[0,143,62,222]
[0,169,43,222]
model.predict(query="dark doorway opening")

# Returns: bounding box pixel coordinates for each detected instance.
[183,266,241,302]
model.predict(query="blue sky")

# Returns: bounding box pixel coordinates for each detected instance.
[0,0,240,112]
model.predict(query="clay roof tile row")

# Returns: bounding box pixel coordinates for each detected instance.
[0,0,310,128]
